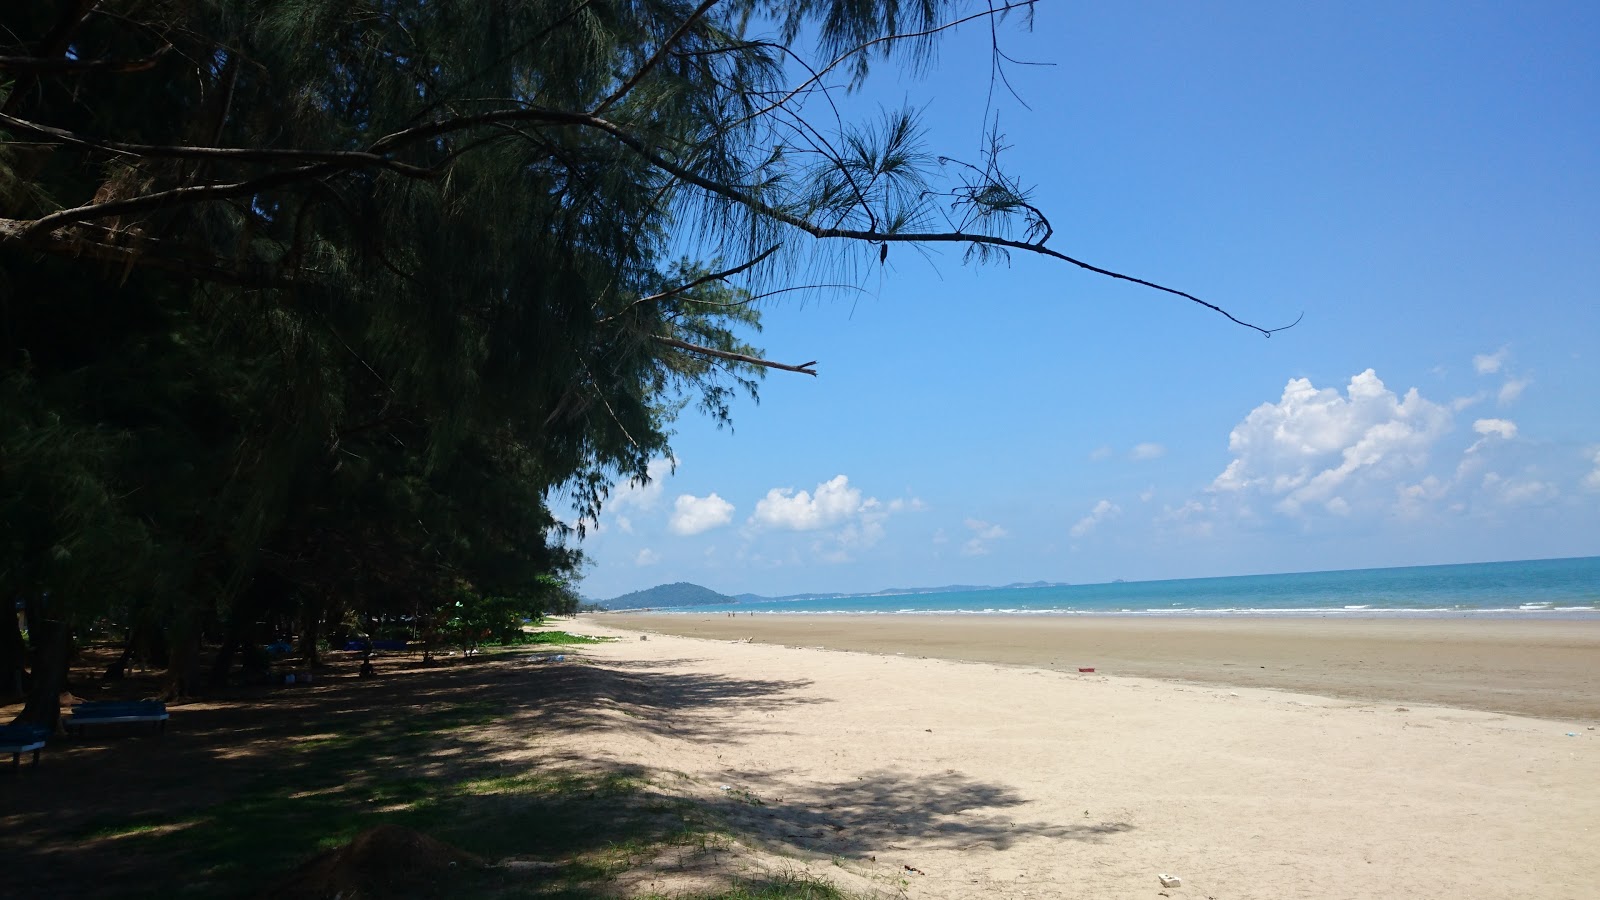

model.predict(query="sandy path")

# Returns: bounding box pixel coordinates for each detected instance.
[557,618,1598,900]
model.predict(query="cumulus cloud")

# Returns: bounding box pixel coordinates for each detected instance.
[1211,369,1451,516]
[1089,445,1114,462]
[752,475,865,530]
[634,548,659,566]
[749,476,919,561]
[669,493,734,535]
[1473,348,1508,375]
[1130,442,1166,461]
[1069,500,1121,537]
[961,518,1007,556]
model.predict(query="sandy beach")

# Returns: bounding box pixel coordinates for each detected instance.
[601,614,1600,720]
[562,614,1598,898]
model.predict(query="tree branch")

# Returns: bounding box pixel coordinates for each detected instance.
[592,0,723,115]
[0,217,295,288]
[0,111,433,175]
[0,45,170,74]
[601,244,778,323]
[559,111,1300,337]
[655,336,816,376]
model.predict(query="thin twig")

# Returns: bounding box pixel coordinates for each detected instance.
[655,336,817,376]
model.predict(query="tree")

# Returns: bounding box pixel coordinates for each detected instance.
[1,1,1286,723]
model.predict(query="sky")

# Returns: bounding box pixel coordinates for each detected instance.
[571,1,1600,600]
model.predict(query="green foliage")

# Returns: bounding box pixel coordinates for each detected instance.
[0,1,1067,692]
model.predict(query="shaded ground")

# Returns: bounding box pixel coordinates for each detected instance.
[0,637,1079,898]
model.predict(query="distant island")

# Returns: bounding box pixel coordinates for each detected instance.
[594,580,1071,610]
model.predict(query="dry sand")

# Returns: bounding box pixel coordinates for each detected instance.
[560,615,1599,899]
[602,614,1600,719]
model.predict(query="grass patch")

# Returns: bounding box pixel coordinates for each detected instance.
[518,630,610,646]
[67,699,732,898]
[639,871,850,900]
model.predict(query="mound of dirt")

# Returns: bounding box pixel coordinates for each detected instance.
[263,824,484,899]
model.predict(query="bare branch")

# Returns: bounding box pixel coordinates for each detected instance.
[0,112,433,175]
[557,111,1299,337]
[655,336,817,376]
[0,45,170,74]
[601,244,778,323]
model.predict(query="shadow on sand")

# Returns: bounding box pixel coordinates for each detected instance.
[1,645,1127,897]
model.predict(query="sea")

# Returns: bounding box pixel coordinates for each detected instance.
[655,556,1600,618]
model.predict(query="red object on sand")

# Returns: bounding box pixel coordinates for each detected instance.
[1078,667,1095,673]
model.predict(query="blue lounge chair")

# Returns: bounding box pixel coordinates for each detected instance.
[65,700,169,736]
[0,723,49,769]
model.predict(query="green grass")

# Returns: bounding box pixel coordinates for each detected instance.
[58,646,856,900]
[638,872,849,900]
[65,697,785,899]
[518,630,610,646]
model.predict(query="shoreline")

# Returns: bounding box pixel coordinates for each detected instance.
[592,613,1600,721]
[562,617,1599,899]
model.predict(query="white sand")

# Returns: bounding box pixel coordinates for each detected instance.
[551,618,1597,899]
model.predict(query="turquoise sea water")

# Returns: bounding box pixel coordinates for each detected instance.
[660,556,1600,617]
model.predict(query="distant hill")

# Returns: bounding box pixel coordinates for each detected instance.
[599,582,733,610]
[600,580,1073,610]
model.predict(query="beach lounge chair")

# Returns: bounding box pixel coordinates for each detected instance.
[64,700,169,736]
[0,723,50,769]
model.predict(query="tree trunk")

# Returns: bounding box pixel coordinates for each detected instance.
[0,599,25,700]
[208,635,241,689]
[163,608,204,698]
[298,599,322,668]
[13,598,71,730]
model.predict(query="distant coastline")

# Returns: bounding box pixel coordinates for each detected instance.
[595,556,1600,617]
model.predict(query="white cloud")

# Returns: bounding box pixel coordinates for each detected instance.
[1584,448,1600,491]
[611,458,673,511]
[1497,376,1531,405]
[752,475,864,531]
[1482,472,1556,505]
[1089,445,1113,462]
[1473,348,1508,375]
[1069,500,1121,537]
[634,548,659,566]
[1464,418,1517,456]
[669,493,734,535]
[1139,485,1156,503]
[1211,369,1451,516]
[1396,475,1450,517]
[1130,442,1166,461]
[961,518,1007,556]
[1158,500,1214,538]
[749,476,918,561]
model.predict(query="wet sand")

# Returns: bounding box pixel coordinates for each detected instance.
[598,614,1600,721]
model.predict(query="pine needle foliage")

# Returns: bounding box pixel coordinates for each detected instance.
[2,1,1267,708]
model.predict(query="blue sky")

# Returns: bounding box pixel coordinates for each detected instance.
[572,1,1600,599]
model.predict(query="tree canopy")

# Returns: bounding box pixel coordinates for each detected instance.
[1,0,1280,721]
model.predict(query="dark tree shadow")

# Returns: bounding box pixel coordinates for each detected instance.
[705,768,1133,857]
[0,646,1125,899]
